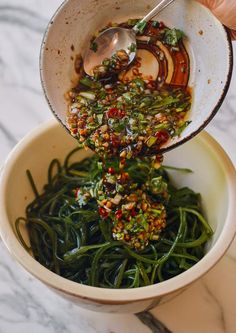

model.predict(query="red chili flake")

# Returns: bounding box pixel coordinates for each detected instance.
[159,21,165,29]
[99,207,109,218]
[107,107,126,119]
[124,172,129,179]
[115,209,123,220]
[124,234,130,241]
[74,188,80,197]
[72,128,78,135]
[131,209,137,217]
[110,133,120,148]
[155,155,163,163]
[108,167,115,175]
[119,172,129,183]
[132,68,139,76]
[79,129,88,136]
[155,130,170,144]
[120,158,126,166]
[147,80,156,90]
[77,120,85,128]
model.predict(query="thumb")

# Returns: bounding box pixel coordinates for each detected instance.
[195,0,236,31]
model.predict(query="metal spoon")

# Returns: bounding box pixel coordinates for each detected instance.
[84,0,175,76]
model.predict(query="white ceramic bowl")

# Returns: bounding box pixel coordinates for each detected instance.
[0,119,236,313]
[40,0,233,153]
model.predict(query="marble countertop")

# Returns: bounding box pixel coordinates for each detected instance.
[0,1,236,332]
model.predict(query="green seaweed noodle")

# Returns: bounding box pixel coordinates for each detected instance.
[15,148,213,288]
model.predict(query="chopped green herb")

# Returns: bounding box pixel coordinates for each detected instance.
[128,42,137,53]
[90,41,98,52]
[152,21,160,28]
[80,77,101,89]
[175,121,192,136]
[136,20,147,33]
[133,78,145,89]
[146,136,157,147]
[164,28,185,46]
[127,18,139,26]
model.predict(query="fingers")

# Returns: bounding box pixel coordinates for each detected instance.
[213,0,236,31]
[195,0,236,34]
[194,1,223,10]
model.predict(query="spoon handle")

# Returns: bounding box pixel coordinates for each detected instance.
[132,0,175,33]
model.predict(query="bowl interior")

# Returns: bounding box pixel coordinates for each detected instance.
[1,120,236,303]
[40,0,232,151]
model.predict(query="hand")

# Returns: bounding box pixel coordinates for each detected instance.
[196,0,236,39]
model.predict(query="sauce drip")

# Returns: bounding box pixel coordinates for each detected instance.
[66,20,192,249]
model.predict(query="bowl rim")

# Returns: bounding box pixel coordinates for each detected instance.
[0,119,236,303]
[39,0,234,155]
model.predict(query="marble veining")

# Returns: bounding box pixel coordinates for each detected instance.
[0,1,236,332]
[0,5,48,33]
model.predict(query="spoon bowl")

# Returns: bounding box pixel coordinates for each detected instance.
[84,27,136,76]
[84,0,175,76]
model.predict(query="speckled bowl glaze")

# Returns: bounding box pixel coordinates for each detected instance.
[40,0,233,152]
[0,119,236,313]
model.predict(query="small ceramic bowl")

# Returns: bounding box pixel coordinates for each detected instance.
[0,119,236,313]
[40,0,233,153]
